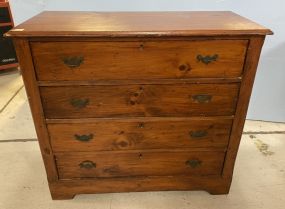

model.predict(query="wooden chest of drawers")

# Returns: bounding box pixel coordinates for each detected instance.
[7,11,272,199]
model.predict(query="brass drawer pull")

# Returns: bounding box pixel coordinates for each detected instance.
[192,94,212,103]
[62,56,84,68]
[74,134,94,142]
[79,160,96,169]
[189,130,208,138]
[197,54,218,64]
[185,159,202,168]
[70,98,89,108]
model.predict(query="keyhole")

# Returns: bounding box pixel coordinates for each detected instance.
[138,153,143,159]
[139,44,144,51]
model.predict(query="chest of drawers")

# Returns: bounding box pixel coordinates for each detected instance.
[7,11,272,199]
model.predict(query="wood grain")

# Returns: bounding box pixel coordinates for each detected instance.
[12,38,58,181]
[31,40,248,80]
[49,175,231,199]
[48,118,233,152]
[37,77,242,86]
[6,11,273,37]
[40,84,239,118]
[222,36,266,178]
[7,11,272,200]
[55,150,225,179]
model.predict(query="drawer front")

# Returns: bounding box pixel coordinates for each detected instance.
[56,150,225,179]
[48,118,233,152]
[40,84,239,118]
[31,40,248,81]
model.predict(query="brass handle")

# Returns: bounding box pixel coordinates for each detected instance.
[79,160,96,169]
[70,98,89,109]
[179,63,191,71]
[189,130,208,138]
[62,56,84,68]
[185,159,202,168]
[197,54,218,64]
[74,134,94,142]
[192,94,212,103]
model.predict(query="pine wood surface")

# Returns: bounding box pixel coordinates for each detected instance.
[31,40,247,80]
[6,11,272,37]
[40,84,239,118]
[55,150,225,179]
[48,118,233,152]
[8,11,272,199]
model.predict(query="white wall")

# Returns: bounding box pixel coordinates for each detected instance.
[9,0,285,122]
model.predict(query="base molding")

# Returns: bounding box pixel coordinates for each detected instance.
[49,175,232,200]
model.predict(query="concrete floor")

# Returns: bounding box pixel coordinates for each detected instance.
[0,69,284,209]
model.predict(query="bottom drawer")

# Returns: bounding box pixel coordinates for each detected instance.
[56,150,225,179]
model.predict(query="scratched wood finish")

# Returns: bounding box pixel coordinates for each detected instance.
[40,84,239,118]
[8,11,272,199]
[6,11,273,37]
[222,37,266,178]
[12,38,59,182]
[31,40,248,81]
[56,150,225,179]
[48,118,233,152]
[49,175,231,199]
[37,78,242,86]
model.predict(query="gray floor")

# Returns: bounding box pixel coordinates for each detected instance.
[0,69,285,209]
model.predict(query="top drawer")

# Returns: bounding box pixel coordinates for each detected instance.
[31,40,248,81]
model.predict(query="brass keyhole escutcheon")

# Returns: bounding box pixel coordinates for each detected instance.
[139,43,144,51]
[138,123,145,128]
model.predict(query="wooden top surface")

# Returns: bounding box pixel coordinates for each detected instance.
[7,11,273,37]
